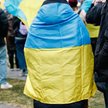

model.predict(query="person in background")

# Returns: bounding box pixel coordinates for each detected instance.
[5,11,19,69]
[80,0,92,21]
[13,17,27,76]
[24,0,96,108]
[0,8,13,89]
[79,0,100,54]
[86,0,108,108]
[86,23,99,54]
[69,0,78,11]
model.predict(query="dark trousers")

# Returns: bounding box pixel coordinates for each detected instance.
[8,49,19,68]
[104,91,108,108]
[96,82,108,108]
[33,100,88,108]
[15,39,27,70]
[91,38,97,54]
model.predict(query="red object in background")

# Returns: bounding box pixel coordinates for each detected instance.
[68,0,78,7]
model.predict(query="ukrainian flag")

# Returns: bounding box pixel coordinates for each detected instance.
[86,24,100,38]
[24,0,96,104]
[4,0,44,26]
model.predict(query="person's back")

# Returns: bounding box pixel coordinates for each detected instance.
[24,0,96,108]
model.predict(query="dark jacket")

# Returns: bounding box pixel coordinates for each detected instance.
[5,11,16,51]
[0,8,8,47]
[13,17,27,39]
[13,16,20,36]
[86,3,108,82]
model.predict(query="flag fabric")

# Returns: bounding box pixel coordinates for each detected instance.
[0,0,4,8]
[86,24,100,38]
[24,0,96,105]
[4,0,44,27]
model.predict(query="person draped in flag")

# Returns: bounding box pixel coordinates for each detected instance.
[23,0,96,108]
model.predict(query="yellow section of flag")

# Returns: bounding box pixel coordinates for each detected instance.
[0,0,4,8]
[19,0,44,27]
[24,45,96,103]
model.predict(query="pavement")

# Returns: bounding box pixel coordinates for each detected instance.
[0,103,21,108]
[7,67,26,80]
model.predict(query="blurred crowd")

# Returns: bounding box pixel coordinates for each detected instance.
[6,13,28,74]
[0,9,28,89]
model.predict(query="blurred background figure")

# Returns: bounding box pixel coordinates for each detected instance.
[86,0,108,107]
[68,0,81,12]
[5,11,19,70]
[79,0,99,54]
[69,0,78,10]
[0,7,13,89]
[13,17,28,76]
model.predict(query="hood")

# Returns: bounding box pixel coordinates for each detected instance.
[33,2,77,25]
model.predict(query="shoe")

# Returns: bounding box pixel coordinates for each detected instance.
[0,82,13,89]
[10,68,15,71]
[22,72,27,77]
[22,69,28,77]
[15,68,21,71]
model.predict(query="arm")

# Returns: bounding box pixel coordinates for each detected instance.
[13,16,20,35]
[79,0,93,22]
[13,16,20,29]
[80,0,93,12]
[86,3,103,25]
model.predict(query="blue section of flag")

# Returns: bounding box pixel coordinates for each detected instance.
[25,3,90,49]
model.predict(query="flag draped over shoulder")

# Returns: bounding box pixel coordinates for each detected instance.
[4,0,44,27]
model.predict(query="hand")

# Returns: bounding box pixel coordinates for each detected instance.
[79,10,87,23]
